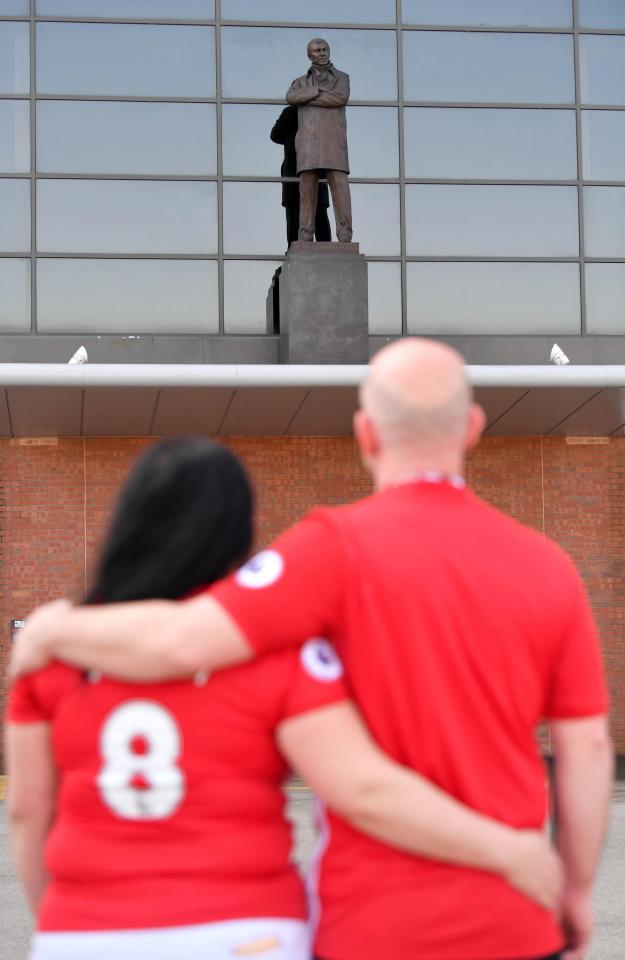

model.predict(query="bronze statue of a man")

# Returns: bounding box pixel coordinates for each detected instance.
[286,38,353,243]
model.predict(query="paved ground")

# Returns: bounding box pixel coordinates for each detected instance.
[2,786,624,960]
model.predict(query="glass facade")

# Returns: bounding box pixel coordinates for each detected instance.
[403,32,574,104]
[37,258,219,334]
[37,23,216,97]
[0,100,30,172]
[0,1,624,337]
[36,1,215,17]
[402,1,572,28]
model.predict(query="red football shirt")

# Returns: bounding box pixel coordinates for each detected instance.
[7,641,347,932]
[212,478,609,960]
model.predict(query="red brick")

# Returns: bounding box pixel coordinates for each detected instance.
[1,435,623,767]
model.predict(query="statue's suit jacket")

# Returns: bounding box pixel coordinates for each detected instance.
[286,64,350,175]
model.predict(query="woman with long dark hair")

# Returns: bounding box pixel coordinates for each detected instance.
[6,438,560,960]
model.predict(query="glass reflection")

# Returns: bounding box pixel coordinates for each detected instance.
[37,23,216,97]
[37,259,219,334]
[38,102,216,175]
[224,180,380,250]
[579,0,625,30]
[403,32,574,104]
[368,262,402,335]
[402,0,571,27]
[222,0,395,23]
[584,187,625,257]
[223,104,286,176]
[0,1,29,13]
[0,22,29,95]
[580,37,625,106]
[223,182,285,254]
[586,264,625,335]
[0,100,30,173]
[351,184,400,255]
[222,103,398,179]
[224,260,282,334]
[0,180,30,251]
[0,258,30,333]
[221,27,397,101]
[404,108,577,180]
[37,180,218,254]
[348,107,398,177]
[582,111,625,181]
[406,263,580,335]
[36,0,214,16]
[405,185,578,256]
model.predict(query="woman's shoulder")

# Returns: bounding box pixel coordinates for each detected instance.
[9,661,85,723]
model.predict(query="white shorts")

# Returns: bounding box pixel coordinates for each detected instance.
[29,917,311,960]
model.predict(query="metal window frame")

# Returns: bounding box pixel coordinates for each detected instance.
[1,0,625,337]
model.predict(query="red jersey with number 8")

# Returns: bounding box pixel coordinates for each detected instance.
[7,641,347,932]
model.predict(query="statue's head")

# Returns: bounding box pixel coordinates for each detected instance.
[307,37,331,67]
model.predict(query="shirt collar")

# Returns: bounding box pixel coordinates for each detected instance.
[385,470,466,490]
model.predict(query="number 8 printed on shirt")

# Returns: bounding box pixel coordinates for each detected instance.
[97,700,186,820]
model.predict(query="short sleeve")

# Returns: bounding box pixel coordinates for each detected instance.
[6,662,81,725]
[211,511,345,656]
[280,639,349,722]
[6,676,50,724]
[544,566,609,719]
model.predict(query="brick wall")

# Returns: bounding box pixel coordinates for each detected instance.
[1,435,623,765]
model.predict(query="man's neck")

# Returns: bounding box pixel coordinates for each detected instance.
[374,455,465,491]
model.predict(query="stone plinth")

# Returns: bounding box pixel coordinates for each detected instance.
[277,241,368,364]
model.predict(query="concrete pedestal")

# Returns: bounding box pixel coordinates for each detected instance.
[277,241,368,364]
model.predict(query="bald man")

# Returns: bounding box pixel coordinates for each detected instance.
[13,340,612,960]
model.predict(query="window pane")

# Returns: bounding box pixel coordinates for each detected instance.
[368,262,402,334]
[222,0,395,23]
[0,22,29,94]
[348,107,398,177]
[224,182,400,255]
[402,0,571,27]
[0,1,29,13]
[351,184,400,255]
[406,262,580,335]
[38,102,216,175]
[404,108,577,180]
[579,0,625,29]
[580,37,625,106]
[223,103,398,178]
[38,180,218,254]
[584,187,625,257]
[37,0,214,16]
[406,185,578,256]
[586,264,625,334]
[224,259,282,334]
[37,23,215,97]
[582,111,625,181]
[0,180,30,251]
[403,32,574,104]
[223,182,286,254]
[0,258,30,332]
[0,100,30,173]
[223,103,287,176]
[37,259,218,334]
[221,27,397,101]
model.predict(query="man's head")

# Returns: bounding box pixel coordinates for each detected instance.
[307,38,331,68]
[354,338,486,486]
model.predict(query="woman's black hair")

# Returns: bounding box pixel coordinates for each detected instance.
[85,437,253,604]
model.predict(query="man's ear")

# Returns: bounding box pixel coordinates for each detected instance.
[465,403,486,451]
[354,409,380,463]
